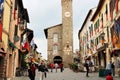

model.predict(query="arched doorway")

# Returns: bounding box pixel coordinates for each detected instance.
[53,56,62,64]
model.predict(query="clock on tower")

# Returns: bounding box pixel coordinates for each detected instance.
[64,11,71,17]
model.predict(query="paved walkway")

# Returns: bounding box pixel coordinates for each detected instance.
[13,68,120,80]
[42,68,119,80]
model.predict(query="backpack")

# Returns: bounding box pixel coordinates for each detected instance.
[38,65,45,72]
[84,63,87,67]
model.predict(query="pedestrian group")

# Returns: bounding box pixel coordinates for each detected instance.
[27,61,64,80]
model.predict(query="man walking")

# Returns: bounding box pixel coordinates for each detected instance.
[59,63,64,72]
[38,62,45,80]
[84,60,89,77]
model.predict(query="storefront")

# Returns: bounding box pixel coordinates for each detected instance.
[98,50,106,68]
[97,43,108,68]
[110,17,120,76]
[53,56,62,64]
[110,49,120,76]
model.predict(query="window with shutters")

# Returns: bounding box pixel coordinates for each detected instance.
[95,37,99,46]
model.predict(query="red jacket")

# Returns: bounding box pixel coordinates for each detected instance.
[106,75,113,80]
[50,63,54,68]
[59,63,63,68]
[31,65,37,74]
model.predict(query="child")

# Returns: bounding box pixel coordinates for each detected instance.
[106,72,113,80]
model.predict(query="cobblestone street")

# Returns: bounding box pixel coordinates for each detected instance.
[14,68,120,80]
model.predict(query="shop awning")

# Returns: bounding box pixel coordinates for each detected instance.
[97,43,108,52]
[111,48,120,57]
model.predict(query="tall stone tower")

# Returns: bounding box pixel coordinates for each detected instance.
[44,0,73,67]
[61,0,73,67]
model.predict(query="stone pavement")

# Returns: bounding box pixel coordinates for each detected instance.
[42,68,119,80]
[13,68,120,80]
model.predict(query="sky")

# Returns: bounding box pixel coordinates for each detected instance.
[23,0,99,60]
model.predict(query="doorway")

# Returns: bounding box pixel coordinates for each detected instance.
[53,56,62,64]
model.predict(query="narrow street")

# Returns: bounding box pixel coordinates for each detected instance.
[14,68,120,80]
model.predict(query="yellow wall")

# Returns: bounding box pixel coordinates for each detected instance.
[2,0,11,51]
[2,0,12,78]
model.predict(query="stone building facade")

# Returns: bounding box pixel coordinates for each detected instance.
[78,0,120,75]
[44,0,73,67]
[78,7,96,65]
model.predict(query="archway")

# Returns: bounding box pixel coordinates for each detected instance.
[53,56,62,64]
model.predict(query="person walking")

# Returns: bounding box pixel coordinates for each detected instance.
[84,60,89,77]
[44,65,48,78]
[111,62,115,76]
[59,63,63,72]
[38,62,46,80]
[31,63,37,80]
[28,63,36,80]
[28,65,34,80]
[55,63,58,72]
[50,62,54,72]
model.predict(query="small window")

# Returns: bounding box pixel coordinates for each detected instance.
[53,33,58,43]
[53,45,58,54]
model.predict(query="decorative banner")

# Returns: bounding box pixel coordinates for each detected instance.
[112,19,120,48]
[0,0,4,22]
[0,22,2,40]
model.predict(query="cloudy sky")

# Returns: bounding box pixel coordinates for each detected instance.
[23,0,99,60]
